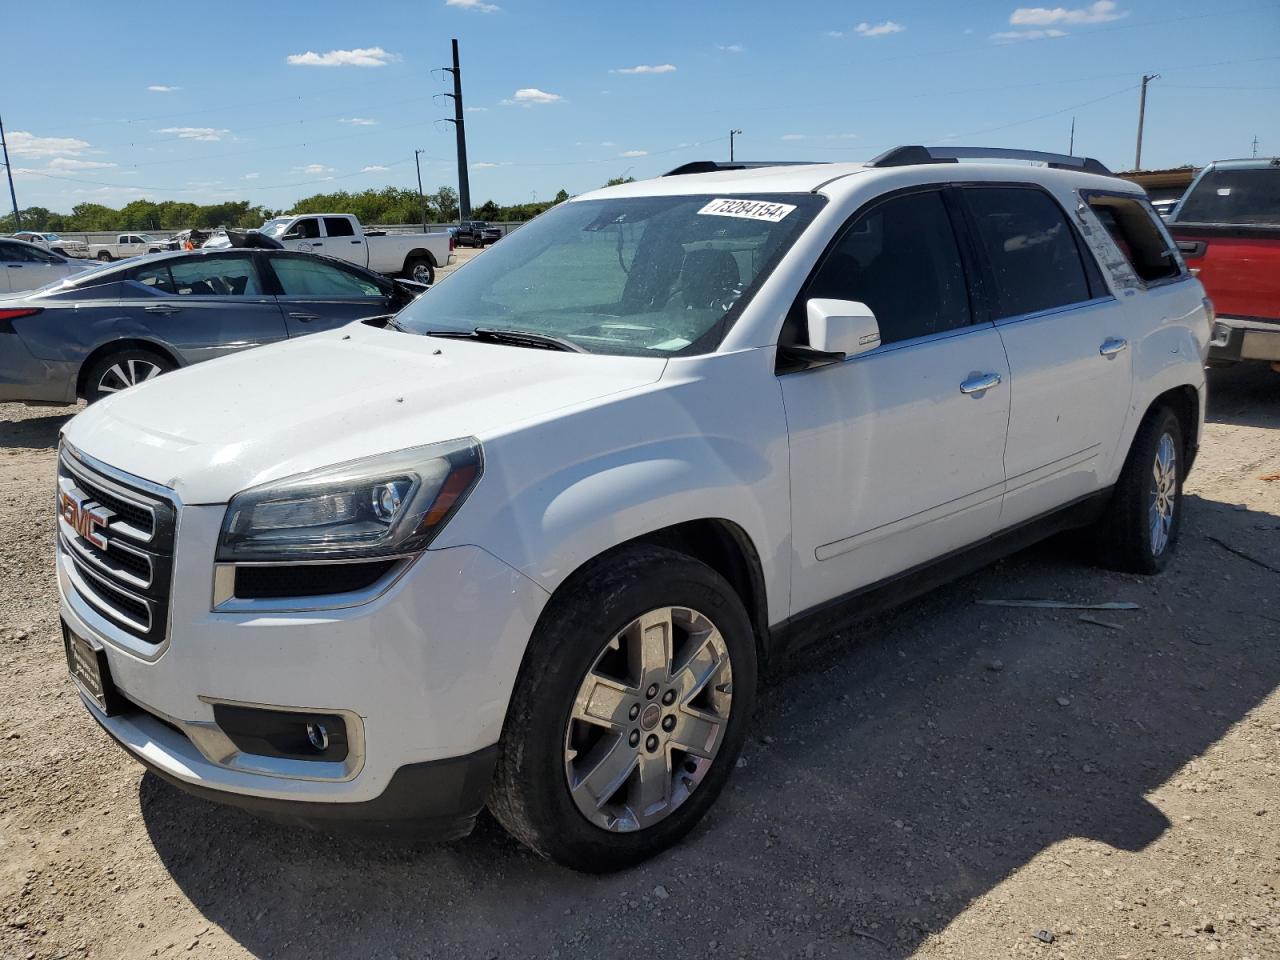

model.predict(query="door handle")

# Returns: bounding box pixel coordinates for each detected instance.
[311,242,323,247]
[289,312,320,322]
[144,304,180,314]
[6,264,21,268]
[959,373,1002,395]
[350,240,361,244]
[1099,337,1128,357]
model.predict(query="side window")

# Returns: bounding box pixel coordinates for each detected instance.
[1086,195,1181,283]
[1,242,39,263]
[284,218,321,240]
[168,256,262,296]
[132,263,176,295]
[964,187,1091,319]
[271,257,383,297]
[28,246,62,264]
[802,190,971,345]
[323,217,355,237]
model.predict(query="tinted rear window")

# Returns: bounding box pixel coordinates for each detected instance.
[1175,167,1280,225]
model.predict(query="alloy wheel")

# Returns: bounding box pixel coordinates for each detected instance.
[411,263,433,283]
[98,359,163,395]
[564,606,734,832]
[1149,431,1177,556]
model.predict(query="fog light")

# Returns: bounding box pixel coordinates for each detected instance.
[306,721,330,751]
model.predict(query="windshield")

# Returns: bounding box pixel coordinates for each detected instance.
[44,233,61,241]
[1174,167,1280,225]
[259,218,293,238]
[395,194,823,355]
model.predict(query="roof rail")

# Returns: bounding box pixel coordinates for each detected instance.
[662,160,827,177]
[869,145,1112,177]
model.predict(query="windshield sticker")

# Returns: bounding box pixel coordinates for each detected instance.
[698,198,796,223]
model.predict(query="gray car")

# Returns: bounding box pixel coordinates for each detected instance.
[0,248,422,404]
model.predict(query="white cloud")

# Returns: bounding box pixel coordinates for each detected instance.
[156,126,230,141]
[619,149,648,158]
[717,43,745,53]
[471,161,499,169]
[361,165,390,172]
[991,27,1067,41]
[500,87,563,105]
[47,157,117,170]
[856,20,905,36]
[286,47,399,68]
[446,0,500,10]
[242,173,260,180]
[611,64,677,74]
[147,85,180,92]
[465,106,489,113]
[781,133,807,141]
[340,117,378,125]
[295,164,335,175]
[600,141,617,147]
[825,30,845,37]
[7,131,91,158]
[1010,0,1125,25]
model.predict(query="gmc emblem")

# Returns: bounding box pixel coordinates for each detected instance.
[59,490,112,550]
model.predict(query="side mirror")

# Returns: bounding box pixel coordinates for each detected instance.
[806,299,881,358]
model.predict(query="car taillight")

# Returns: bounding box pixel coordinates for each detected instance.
[0,308,42,322]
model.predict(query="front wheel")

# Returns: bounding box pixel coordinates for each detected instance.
[96,251,113,262]
[488,545,757,872]
[1095,406,1184,573]
[404,257,435,285]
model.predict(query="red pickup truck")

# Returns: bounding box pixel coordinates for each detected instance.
[1168,157,1280,371]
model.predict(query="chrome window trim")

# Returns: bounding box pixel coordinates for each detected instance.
[991,295,1118,328]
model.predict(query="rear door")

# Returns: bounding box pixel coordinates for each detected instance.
[125,255,289,363]
[959,184,1133,527]
[262,253,392,335]
[321,216,368,267]
[780,187,1011,613]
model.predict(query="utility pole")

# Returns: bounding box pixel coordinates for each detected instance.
[730,129,742,162]
[1069,116,1076,156]
[414,149,428,233]
[0,114,20,231]
[1134,74,1159,171]
[1252,135,1260,159]
[441,39,471,222]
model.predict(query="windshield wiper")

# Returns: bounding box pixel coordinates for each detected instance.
[424,327,585,353]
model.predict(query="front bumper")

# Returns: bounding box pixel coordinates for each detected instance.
[1208,316,1280,365]
[58,496,547,833]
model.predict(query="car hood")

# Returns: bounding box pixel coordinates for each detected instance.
[63,323,667,504]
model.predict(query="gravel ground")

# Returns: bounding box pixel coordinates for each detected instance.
[0,364,1277,960]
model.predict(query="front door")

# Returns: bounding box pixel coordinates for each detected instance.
[959,185,1134,526]
[780,188,1011,615]
[264,253,391,335]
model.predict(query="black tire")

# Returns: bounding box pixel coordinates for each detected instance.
[97,251,113,262]
[489,544,757,872]
[404,257,435,285]
[1095,406,1184,574]
[83,348,175,403]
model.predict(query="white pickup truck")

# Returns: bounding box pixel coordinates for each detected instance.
[250,213,454,284]
[89,233,177,262]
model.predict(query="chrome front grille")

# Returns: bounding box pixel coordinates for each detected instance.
[57,444,177,645]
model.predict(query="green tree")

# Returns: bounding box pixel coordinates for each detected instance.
[604,176,636,187]
[553,188,570,204]
[431,186,459,222]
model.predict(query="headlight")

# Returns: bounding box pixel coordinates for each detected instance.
[216,439,482,562]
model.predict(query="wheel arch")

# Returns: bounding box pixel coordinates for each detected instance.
[76,338,183,398]
[1146,383,1201,473]
[402,248,438,272]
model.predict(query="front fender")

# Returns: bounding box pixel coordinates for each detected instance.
[434,349,791,624]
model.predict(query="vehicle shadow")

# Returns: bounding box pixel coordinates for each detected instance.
[0,409,78,451]
[1206,363,1278,428]
[138,487,1280,958]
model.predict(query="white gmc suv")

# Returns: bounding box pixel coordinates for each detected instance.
[56,146,1210,872]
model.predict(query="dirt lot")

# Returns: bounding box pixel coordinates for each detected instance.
[1,365,1277,960]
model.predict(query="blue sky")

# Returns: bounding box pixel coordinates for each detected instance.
[6,0,1279,214]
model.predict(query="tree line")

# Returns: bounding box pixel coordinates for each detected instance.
[0,183,586,234]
